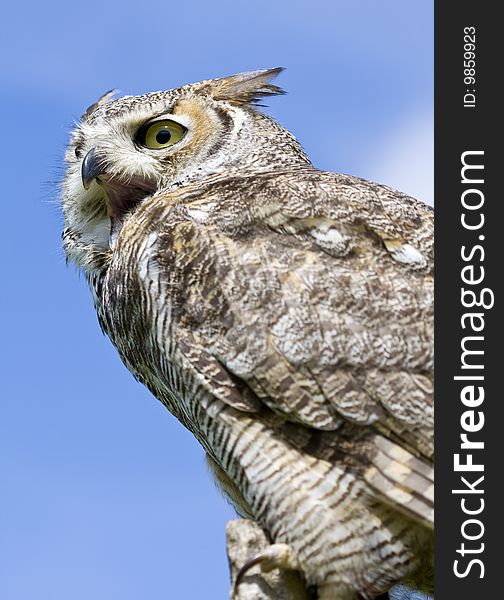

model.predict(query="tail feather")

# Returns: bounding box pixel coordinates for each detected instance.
[365,435,434,527]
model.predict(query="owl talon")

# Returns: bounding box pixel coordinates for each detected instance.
[233,543,300,594]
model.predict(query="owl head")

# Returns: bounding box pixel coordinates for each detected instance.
[61,68,310,274]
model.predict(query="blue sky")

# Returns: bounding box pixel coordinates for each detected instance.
[0,2,432,598]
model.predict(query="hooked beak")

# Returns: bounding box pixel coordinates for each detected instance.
[81,148,107,190]
[80,147,158,231]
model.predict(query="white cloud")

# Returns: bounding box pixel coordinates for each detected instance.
[363,110,434,206]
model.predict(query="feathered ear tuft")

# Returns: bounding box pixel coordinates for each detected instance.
[80,89,117,121]
[196,68,285,106]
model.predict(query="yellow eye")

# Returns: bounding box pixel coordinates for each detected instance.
[139,119,186,149]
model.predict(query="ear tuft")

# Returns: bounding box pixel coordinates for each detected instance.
[81,89,118,121]
[197,68,285,106]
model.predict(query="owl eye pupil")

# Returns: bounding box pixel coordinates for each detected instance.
[155,129,171,144]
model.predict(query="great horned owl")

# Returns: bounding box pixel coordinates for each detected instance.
[61,69,433,599]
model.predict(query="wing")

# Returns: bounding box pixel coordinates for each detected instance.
[128,168,434,523]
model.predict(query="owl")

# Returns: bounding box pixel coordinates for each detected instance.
[61,69,434,599]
